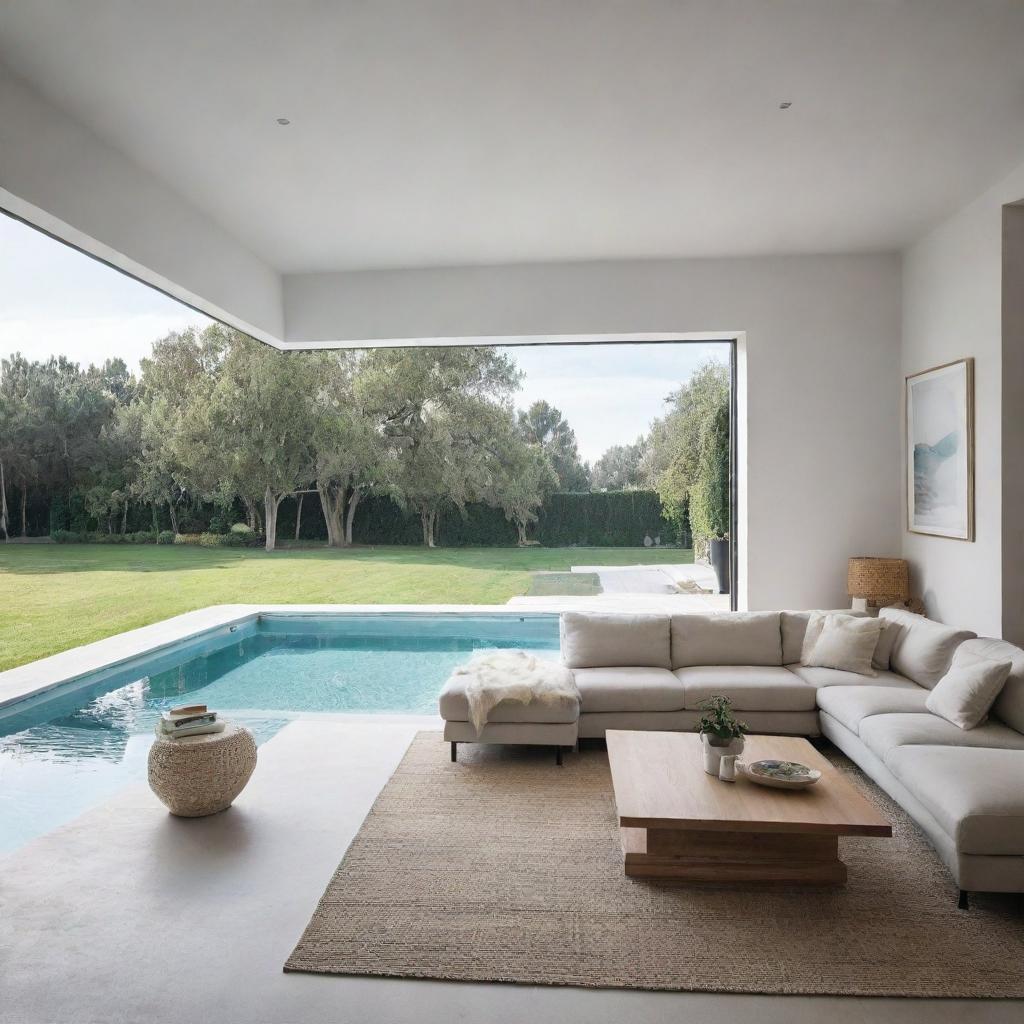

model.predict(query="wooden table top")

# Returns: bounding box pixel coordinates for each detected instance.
[606,731,892,837]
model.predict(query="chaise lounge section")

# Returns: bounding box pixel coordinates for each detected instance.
[439,606,1024,901]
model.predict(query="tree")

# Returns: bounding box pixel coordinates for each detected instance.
[591,438,646,491]
[357,347,521,546]
[485,424,558,544]
[176,334,318,551]
[689,400,730,539]
[0,354,45,537]
[648,360,730,548]
[136,326,228,532]
[311,351,388,547]
[516,400,590,491]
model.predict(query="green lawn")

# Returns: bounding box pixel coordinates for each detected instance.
[0,544,691,672]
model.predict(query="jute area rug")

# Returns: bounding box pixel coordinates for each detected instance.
[285,732,1024,997]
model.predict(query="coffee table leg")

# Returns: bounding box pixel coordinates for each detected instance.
[622,827,848,884]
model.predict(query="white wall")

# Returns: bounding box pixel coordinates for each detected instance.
[0,63,284,344]
[901,158,1024,637]
[1003,204,1024,644]
[285,254,903,611]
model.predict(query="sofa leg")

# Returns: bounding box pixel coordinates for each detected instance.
[555,746,563,767]
[450,741,457,763]
[958,889,970,910]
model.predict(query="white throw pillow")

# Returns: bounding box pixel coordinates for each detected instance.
[804,614,883,676]
[872,620,903,672]
[925,659,1012,730]
[799,611,829,665]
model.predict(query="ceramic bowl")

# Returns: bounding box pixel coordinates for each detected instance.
[741,758,822,790]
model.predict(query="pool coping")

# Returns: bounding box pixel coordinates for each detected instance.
[0,603,560,711]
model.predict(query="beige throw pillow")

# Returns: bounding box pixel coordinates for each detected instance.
[804,614,883,676]
[925,659,1012,730]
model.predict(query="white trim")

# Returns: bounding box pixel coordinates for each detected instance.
[0,197,284,349]
[272,330,740,351]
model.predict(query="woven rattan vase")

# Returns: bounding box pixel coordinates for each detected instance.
[148,723,257,817]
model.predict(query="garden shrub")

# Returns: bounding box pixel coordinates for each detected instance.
[229,522,254,535]
[157,530,176,545]
[168,531,261,548]
[207,510,229,535]
[50,529,84,543]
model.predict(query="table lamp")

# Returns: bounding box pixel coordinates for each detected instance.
[847,557,910,613]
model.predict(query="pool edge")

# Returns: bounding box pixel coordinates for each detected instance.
[0,603,560,711]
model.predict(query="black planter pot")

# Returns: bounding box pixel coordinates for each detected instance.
[709,537,730,595]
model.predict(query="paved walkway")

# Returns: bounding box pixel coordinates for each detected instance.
[508,560,730,612]
[582,566,678,595]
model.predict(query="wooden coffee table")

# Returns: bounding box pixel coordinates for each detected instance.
[606,731,891,884]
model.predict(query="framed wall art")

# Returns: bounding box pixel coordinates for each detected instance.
[906,357,974,541]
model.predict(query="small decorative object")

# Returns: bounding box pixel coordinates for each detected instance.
[155,703,225,739]
[741,759,822,790]
[906,358,974,541]
[696,695,747,776]
[148,721,257,817]
[847,557,910,613]
[718,754,738,782]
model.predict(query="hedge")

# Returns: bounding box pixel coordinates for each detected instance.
[534,490,680,548]
[43,488,687,548]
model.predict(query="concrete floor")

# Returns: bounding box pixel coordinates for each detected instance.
[1,718,1020,1024]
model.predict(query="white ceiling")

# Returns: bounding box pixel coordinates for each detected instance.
[2,0,1023,274]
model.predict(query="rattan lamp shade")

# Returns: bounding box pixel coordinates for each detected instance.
[847,557,910,603]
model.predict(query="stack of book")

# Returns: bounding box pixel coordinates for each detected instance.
[155,704,225,739]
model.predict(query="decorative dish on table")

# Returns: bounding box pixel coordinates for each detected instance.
[740,759,822,790]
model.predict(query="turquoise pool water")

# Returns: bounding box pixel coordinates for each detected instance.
[0,613,559,854]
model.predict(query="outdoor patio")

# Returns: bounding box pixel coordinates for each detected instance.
[0,715,1018,1024]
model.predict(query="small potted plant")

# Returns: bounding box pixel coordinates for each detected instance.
[696,695,748,776]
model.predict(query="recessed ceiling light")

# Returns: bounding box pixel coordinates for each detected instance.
[276,117,291,126]
[779,101,792,110]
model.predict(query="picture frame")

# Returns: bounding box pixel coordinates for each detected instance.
[905,358,974,541]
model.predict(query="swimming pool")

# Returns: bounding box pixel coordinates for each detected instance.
[0,613,559,853]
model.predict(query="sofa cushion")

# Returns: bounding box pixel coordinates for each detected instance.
[804,614,883,675]
[815,685,929,734]
[674,665,816,712]
[671,612,782,669]
[879,607,976,689]
[786,664,916,690]
[885,745,1024,855]
[560,612,671,669]
[780,609,865,665]
[872,619,903,671]
[925,656,1012,731]
[438,677,579,724]
[954,637,1024,735]
[859,712,1024,764]
[573,666,684,713]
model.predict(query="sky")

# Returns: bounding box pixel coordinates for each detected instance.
[0,213,728,464]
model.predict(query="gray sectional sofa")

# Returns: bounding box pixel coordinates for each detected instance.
[439,606,1024,902]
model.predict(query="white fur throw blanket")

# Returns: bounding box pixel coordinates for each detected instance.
[448,650,578,736]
